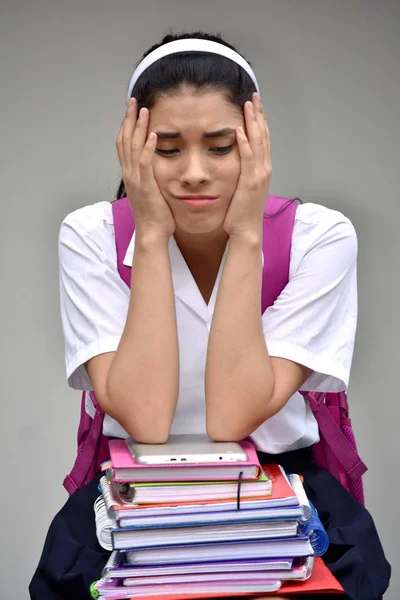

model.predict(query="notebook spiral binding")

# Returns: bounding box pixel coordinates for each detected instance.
[99,475,118,519]
[299,502,329,556]
[101,550,122,578]
[94,494,117,551]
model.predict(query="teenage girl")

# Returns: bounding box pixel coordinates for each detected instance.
[30,31,390,600]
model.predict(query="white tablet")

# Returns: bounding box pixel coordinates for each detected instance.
[126,434,248,465]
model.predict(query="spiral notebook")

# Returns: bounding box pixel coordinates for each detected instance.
[118,503,307,529]
[95,578,282,597]
[126,536,314,565]
[95,578,283,597]
[102,551,314,583]
[102,551,295,578]
[102,472,272,505]
[99,462,299,521]
[126,473,272,504]
[95,556,343,598]
[94,495,116,551]
[111,519,300,550]
[122,559,314,585]
[95,486,302,552]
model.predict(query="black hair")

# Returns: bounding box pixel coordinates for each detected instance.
[115,31,257,200]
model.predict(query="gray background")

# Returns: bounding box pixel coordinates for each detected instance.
[0,0,398,598]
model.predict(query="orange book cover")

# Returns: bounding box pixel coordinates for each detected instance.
[127,557,344,599]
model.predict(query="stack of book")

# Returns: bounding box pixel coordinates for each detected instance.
[91,439,341,599]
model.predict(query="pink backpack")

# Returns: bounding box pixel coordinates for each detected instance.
[63,196,367,504]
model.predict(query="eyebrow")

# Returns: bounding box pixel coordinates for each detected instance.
[155,128,236,140]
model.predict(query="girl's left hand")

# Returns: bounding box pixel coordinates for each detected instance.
[223,92,272,239]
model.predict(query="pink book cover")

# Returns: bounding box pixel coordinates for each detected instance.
[109,439,262,482]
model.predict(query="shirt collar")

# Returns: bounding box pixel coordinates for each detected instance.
[123,233,263,320]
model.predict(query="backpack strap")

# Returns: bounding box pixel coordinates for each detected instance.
[305,391,367,480]
[63,196,135,493]
[258,197,367,491]
[63,391,107,494]
[112,195,297,302]
[113,197,135,288]
[261,196,298,312]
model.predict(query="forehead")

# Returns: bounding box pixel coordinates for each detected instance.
[149,89,243,131]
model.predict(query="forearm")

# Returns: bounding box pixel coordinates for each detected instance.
[205,235,274,440]
[106,234,179,442]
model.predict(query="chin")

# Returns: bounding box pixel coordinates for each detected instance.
[172,202,229,234]
[175,215,226,236]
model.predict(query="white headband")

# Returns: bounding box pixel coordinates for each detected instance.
[127,39,260,102]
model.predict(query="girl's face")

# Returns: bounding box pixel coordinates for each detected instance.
[148,87,245,235]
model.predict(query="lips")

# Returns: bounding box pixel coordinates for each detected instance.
[174,195,219,208]
[175,196,218,200]
[176,196,219,207]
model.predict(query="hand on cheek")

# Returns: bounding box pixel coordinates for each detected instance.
[116,101,176,240]
[223,93,272,239]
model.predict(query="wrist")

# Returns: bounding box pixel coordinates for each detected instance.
[228,229,263,250]
[134,230,171,252]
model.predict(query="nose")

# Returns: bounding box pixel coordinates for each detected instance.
[179,151,210,187]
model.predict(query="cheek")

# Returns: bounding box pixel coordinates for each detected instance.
[220,153,241,186]
[152,158,171,186]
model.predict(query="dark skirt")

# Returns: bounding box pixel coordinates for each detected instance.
[29,447,391,600]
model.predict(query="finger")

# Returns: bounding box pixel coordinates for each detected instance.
[116,108,129,167]
[244,99,264,167]
[264,117,272,174]
[131,107,151,175]
[253,93,270,166]
[236,126,255,180]
[138,132,158,193]
[120,98,138,171]
[264,116,271,156]
[254,93,271,171]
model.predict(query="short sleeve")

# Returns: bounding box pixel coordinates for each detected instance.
[58,202,130,390]
[262,205,358,392]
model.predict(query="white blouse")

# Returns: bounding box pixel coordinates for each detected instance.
[58,200,357,454]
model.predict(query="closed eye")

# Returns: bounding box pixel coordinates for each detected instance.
[211,145,234,154]
[156,145,234,157]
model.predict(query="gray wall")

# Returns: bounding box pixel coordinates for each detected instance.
[1,0,398,597]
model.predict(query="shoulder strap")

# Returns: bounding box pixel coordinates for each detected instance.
[112,195,298,302]
[305,391,367,481]
[261,196,298,312]
[63,391,108,494]
[112,197,135,288]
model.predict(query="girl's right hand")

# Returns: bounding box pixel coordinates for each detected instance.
[116,98,176,241]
